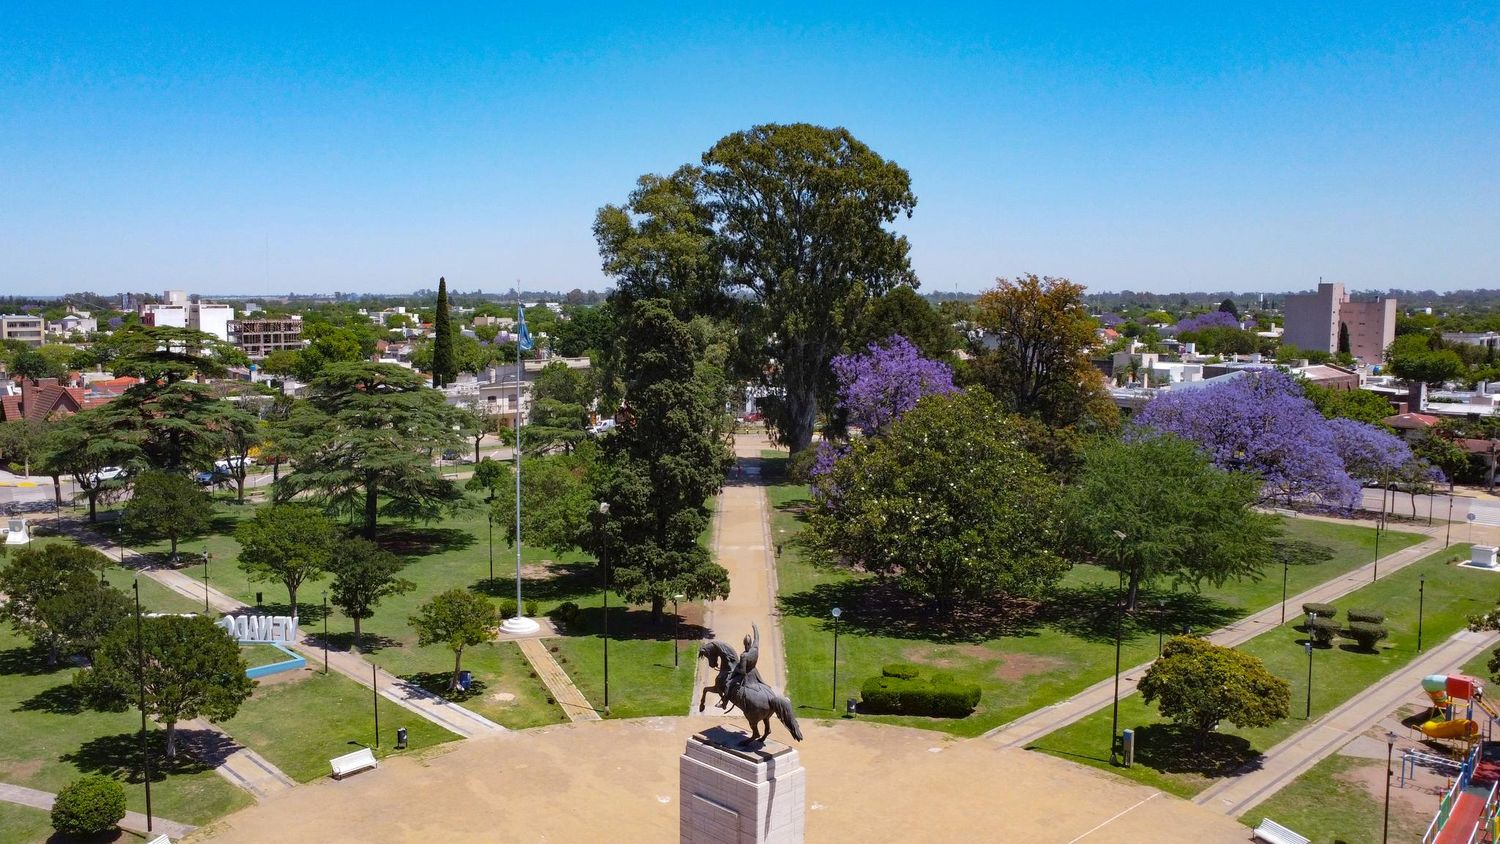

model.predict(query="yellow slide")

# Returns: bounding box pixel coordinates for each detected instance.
[1421,718,1479,740]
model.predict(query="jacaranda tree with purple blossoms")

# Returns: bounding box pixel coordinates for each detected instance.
[830,335,958,437]
[1133,370,1363,509]
[1173,311,1241,333]
[1326,418,1413,485]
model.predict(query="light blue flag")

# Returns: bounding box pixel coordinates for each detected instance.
[517,306,534,351]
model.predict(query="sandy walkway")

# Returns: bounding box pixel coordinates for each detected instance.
[190,717,1250,844]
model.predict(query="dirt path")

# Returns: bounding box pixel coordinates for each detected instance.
[691,434,787,715]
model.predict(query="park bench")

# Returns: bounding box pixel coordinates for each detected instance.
[329,747,378,779]
[1252,818,1309,844]
[146,836,171,844]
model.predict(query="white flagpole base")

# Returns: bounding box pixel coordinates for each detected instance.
[500,615,541,635]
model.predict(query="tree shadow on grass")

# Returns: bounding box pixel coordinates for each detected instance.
[0,645,61,678]
[777,579,1045,644]
[1130,723,1263,778]
[377,526,476,557]
[44,830,129,844]
[173,726,243,767]
[402,671,488,702]
[1037,586,1240,645]
[61,732,211,784]
[559,605,710,642]
[470,561,598,603]
[16,682,87,715]
[313,631,401,654]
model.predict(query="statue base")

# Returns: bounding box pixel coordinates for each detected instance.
[499,615,540,635]
[679,725,805,844]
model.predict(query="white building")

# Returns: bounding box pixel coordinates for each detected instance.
[47,312,98,337]
[141,290,235,341]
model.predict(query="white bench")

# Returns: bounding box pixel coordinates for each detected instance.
[146,836,172,844]
[329,747,378,779]
[1253,818,1309,844]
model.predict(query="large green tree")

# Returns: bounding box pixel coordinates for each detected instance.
[410,589,499,692]
[1063,433,1281,610]
[810,390,1066,616]
[125,470,215,561]
[78,614,254,758]
[849,287,958,362]
[327,538,414,649]
[235,503,336,615]
[1138,636,1289,742]
[592,299,732,622]
[596,124,919,453]
[431,276,456,387]
[273,362,466,537]
[36,410,138,521]
[0,544,129,665]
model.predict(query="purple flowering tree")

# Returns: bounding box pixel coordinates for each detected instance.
[1133,370,1363,509]
[1174,311,1241,333]
[830,335,958,437]
[1326,418,1413,485]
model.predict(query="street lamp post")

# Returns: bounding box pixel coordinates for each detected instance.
[372,662,380,748]
[1373,512,1382,582]
[486,509,494,590]
[202,550,211,612]
[1281,555,1289,626]
[1304,612,1316,720]
[322,591,329,673]
[598,502,611,716]
[1417,575,1426,653]
[132,578,154,833]
[1109,530,1127,764]
[673,594,684,668]
[831,607,842,711]
[1446,489,1454,548]
[1157,599,1165,656]
[1383,731,1397,843]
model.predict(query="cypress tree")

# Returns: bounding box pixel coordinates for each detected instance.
[432,276,455,387]
[1337,322,1351,356]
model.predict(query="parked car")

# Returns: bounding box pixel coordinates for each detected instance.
[587,419,617,436]
[441,449,462,462]
[85,466,128,485]
[195,469,229,486]
[214,456,255,472]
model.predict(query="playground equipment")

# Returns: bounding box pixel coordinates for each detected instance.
[1422,742,1500,843]
[1419,674,1500,744]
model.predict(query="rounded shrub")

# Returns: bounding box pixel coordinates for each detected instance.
[881,663,922,680]
[859,667,981,717]
[548,601,581,628]
[51,775,126,837]
[1345,622,1390,651]
[499,598,518,618]
[1308,616,1341,646]
[525,599,539,618]
[1302,602,1338,619]
[1347,608,1386,624]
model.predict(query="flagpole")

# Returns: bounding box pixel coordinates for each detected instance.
[501,304,540,635]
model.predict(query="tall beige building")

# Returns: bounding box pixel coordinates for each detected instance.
[1282,282,1396,363]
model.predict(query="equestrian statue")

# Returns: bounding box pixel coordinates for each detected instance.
[696,624,803,743]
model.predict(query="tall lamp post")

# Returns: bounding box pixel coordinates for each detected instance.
[486,508,495,590]
[1383,731,1397,843]
[132,577,154,833]
[1281,554,1290,625]
[1109,530,1127,764]
[1446,489,1454,548]
[1373,510,1383,582]
[321,590,329,673]
[1417,575,1426,653]
[831,607,842,711]
[672,593,684,668]
[1157,599,1166,656]
[202,550,211,612]
[598,502,611,716]
[1304,612,1316,719]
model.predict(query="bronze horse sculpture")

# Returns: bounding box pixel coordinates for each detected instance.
[696,625,802,743]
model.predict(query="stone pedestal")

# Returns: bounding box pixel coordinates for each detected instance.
[679,725,805,844]
[1473,545,1498,569]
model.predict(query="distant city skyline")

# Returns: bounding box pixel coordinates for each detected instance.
[2,5,1496,296]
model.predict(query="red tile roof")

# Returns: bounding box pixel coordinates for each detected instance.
[1383,412,1440,429]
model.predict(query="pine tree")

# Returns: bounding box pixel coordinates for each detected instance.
[432,276,455,387]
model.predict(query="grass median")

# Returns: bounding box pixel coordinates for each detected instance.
[768,451,1426,738]
[1029,545,1487,796]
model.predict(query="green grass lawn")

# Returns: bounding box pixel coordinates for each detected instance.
[1236,753,1432,843]
[0,625,251,827]
[357,639,566,730]
[0,802,52,844]
[216,670,459,782]
[1460,647,1496,682]
[1030,545,1486,797]
[767,450,1426,738]
[550,595,698,719]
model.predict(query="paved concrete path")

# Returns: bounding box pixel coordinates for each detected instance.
[56,518,503,740]
[178,717,297,800]
[517,637,601,722]
[1195,627,1500,817]
[987,529,1449,747]
[690,435,787,716]
[0,780,195,839]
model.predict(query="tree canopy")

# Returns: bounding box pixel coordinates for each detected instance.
[1138,636,1289,740]
[410,589,499,691]
[828,334,957,437]
[431,277,456,387]
[1064,433,1281,610]
[273,362,466,537]
[327,538,414,648]
[810,390,1065,616]
[0,544,128,665]
[235,502,336,615]
[125,470,214,560]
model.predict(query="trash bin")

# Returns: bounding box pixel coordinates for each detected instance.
[458,670,472,691]
[396,727,408,749]
[1121,728,1135,768]
[846,698,857,717]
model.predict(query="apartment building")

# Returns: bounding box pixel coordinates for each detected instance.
[140,289,236,341]
[1282,282,1396,363]
[0,314,45,347]
[230,316,304,359]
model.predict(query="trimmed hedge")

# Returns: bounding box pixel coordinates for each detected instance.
[1347,608,1386,624]
[860,664,981,718]
[51,775,125,836]
[1307,617,1341,646]
[1344,621,1390,651]
[1302,602,1338,619]
[499,599,540,618]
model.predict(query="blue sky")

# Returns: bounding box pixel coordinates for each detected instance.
[2,3,1496,296]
